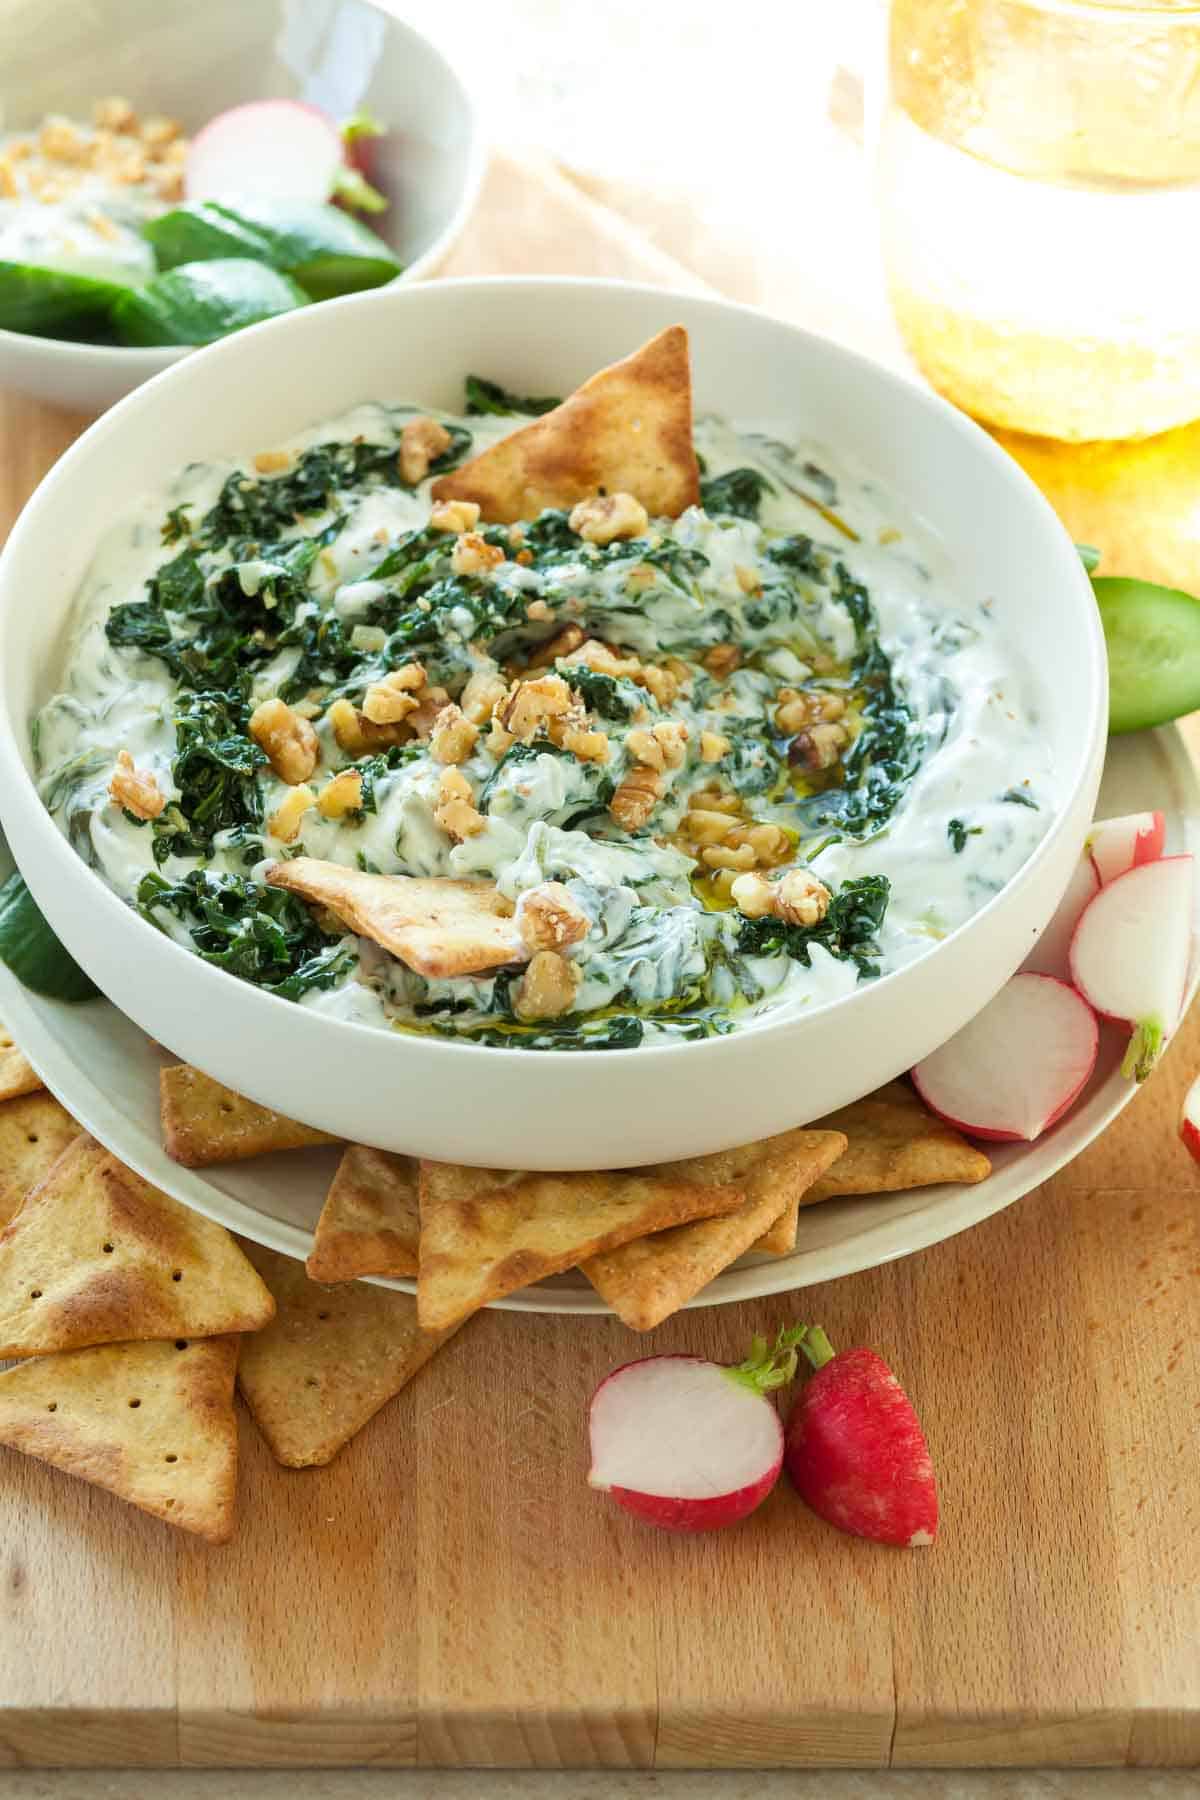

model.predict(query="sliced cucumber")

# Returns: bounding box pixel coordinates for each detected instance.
[145,199,402,301]
[0,871,98,1002]
[111,258,309,347]
[0,261,130,336]
[1093,575,1200,735]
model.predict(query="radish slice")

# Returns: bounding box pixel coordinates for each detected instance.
[1070,855,1195,1081]
[1181,1072,1200,1165]
[186,101,343,204]
[588,1335,800,1532]
[1022,855,1099,979]
[912,973,1099,1142]
[1087,811,1165,887]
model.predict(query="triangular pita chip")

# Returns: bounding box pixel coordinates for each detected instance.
[0,1335,239,1542]
[431,326,701,523]
[582,1128,847,1331]
[753,1191,802,1258]
[160,1063,339,1167]
[0,1017,42,1103]
[806,1082,991,1201]
[0,1090,79,1227]
[0,1135,275,1357]
[265,859,523,979]
[307,1145,420,1283]
[237,1240,462,1468]
[416,1159,746,1331]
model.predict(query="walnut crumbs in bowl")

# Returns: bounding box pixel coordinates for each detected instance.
[0,278,1105,1166]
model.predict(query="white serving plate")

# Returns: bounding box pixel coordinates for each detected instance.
[2,726,1195,1315]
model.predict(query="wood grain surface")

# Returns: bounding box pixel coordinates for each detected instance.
[0,151,1198,1772]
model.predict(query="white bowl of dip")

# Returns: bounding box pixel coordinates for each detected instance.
[0,0,484,414]
[0,277,1107,1167]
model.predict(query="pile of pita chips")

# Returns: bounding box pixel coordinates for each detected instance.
[581,1129,847,1331]
[238,1240,461,1468]
[307,1146,419,1283]
[0,1135,274,1358]
[161,1063,338,1167]
[0,1337,239,1543]
[415,1160,746,1331]
[432,326,701,523]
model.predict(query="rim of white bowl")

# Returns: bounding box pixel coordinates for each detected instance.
[0,274,1107,1075]
[0,5,487,370]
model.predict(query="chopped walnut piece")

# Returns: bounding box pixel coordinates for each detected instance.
[528,623,585,669]
[150,165,184,202]
[0,160,17,199]
[609,764,663,831]
[459,666,509,725]
[562,639,641,680]
[329,698,402,756]
[399,417,452,485]
[699,730,731,763]
[109,750,165,820]
[451,532,505,577]
[731,868,831,927]
[94,96,137,132]
[430,499,480,534]
[624,720,689,773]
[558,723,610,763]
[496,673,574,740]
[701,842,757,872]
[316,770,364,819]
[248,697,319,785]
[269,784,316,843]
[39,116,88,163]
[790,720,850,772]
[524,598,553,623]
[429,703,480,765]
[517,882,590,954]
[362,663,426,725]
[569,491,649,545]
[253,449,291,475]
[735,563,762,596]
[775,687,847,733]
[434,766,485,840]
[141,114,182,150]
[682,807,738,846]
[513,950,581,1021]
[704,643,741,679]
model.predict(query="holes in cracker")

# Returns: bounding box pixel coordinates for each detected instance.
[171,1270,182,1282]
[46,1402,56,1413]
[219,1101,234,1115]
[317,1311,330,1321]
[305,1376,319,1388]
[128,1399,141,1409]
[174,1339,188,1351]
[29,1288,42,1300]
[164,1453,178,1464]
[25,1133,38,1146]
[102,1242,114,1255]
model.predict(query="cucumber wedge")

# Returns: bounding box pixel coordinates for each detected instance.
[112,258,309,347]
[0,871,98,1002]
[1093,575,1200,734]
[144,199,402,301]
[0,261,130,336]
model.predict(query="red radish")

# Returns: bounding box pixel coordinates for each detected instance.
[1088,810,1165,887]
[1022,854,1099,979]
[1180,1073,1200,1164]
[337,109,387,214]
[912,972,1098,1142]
[784,1327,937,1547]
[186,101,344,204]
[1070,855,1195,1082]
[587,1327,803,1531]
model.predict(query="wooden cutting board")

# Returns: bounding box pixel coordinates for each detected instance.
[1,152,1199,1772]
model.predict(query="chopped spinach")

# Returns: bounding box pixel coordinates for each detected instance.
[152,692,266,862]
[161,505,194,546]
[699,466,775,520]
[137,868,354,999]
[464,375,561,417]
[1001,786,1039,810]
[734,874,891,978]
[766,534,826,581]
[948,817,983,853]
[564,666,641,720]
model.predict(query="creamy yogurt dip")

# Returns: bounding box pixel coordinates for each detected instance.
[0,102,184,292]
[34,394,1055,1050]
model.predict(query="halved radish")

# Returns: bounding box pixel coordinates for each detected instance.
[186,101,344,204]
[1022,855,1099,980]
[1087,811,1165,887]
[1070,855,1195,1081]
[588,1329,802,1531]
[1180,1072,1200,1165]
[912,972,1098,1142]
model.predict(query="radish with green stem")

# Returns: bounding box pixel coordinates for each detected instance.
[784,1327,938,1547]
[1069,855,1195,1081]
[587,1327,803,1531]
